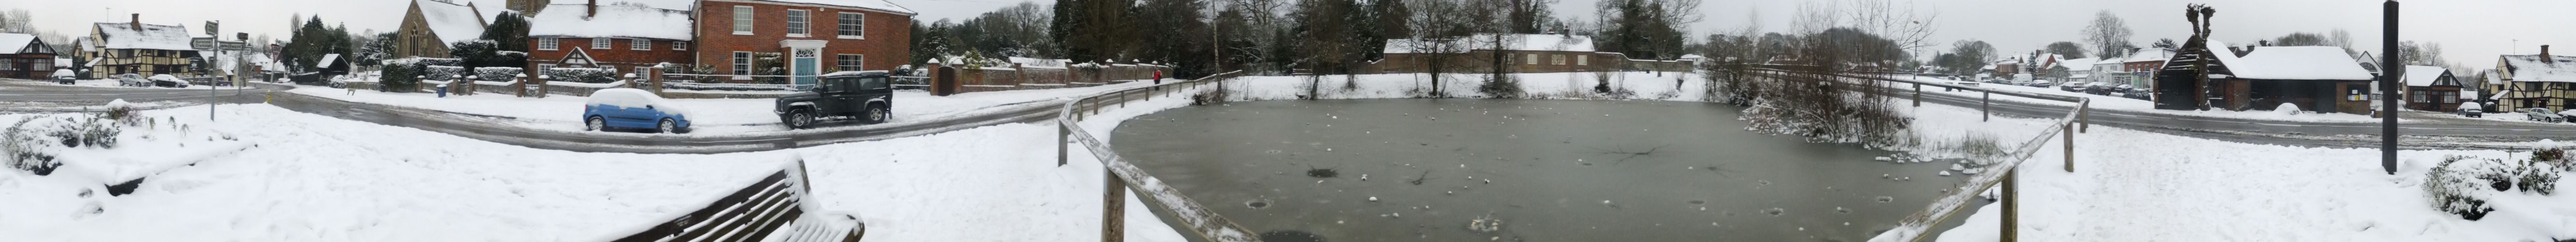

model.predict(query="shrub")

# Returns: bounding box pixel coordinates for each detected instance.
[1478,74,1523,98]
[424,65,469,81]
[4,115,120,175]
[473,67,525,82]
[2425,156,2508,220]
[2536,149,2568,170]
[380,62,421,91]
[542,67,618,84]
[1737,71,1912,145]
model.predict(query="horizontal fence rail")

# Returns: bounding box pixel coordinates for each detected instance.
[1055,71,1258,242]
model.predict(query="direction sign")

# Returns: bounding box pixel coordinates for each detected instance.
[191,37,216,50]
[204,21,219,37]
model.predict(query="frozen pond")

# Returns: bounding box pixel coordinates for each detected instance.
[1112,99,1968,242]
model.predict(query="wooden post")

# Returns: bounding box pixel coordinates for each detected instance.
[1982,92,1992,121]
[1102,172,1127,242]
[1120,90,1129,108]
[1058,125,1070,166]
[2002,170,2020,242]
[2080,102,2091,133]
[1912,83,1921,107]
[2065,122,2077,173]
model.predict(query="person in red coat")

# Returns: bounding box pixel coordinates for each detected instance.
[1153,70,1163,84]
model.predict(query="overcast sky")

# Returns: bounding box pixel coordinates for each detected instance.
[7,0,2568,69]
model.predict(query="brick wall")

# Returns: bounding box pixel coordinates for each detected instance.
[1370,51,1690,74]
[694,0,911,81]
[928,62,1171,94]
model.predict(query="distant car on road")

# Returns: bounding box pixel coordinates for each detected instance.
[148,74,190,88]
[2457,103,2483,118]
[775,71,897,129]
[2058,82,2087,92]
[2522,107,2563,123]
[51,69,74,85]
[2561,109,2576,122]
[117,74,150,87]
[584,88,694,134]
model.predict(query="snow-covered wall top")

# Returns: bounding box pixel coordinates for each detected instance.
[528,4,695,41]
[2206,41,2373,80]
[1384,33,1595,54]
[91,23,193,50]
[2498,54,2576,82]
[416,0,493,45]
[2402,65,2450,87]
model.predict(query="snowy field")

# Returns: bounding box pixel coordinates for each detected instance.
[0,102,1193,241]
[281,78,1173,136]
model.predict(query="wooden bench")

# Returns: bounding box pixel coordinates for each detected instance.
[611,161,863,242]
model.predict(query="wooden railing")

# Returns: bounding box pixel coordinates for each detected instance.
[611,161,863,242]
[1762,70,2091,242]
[1055,71,1259,242]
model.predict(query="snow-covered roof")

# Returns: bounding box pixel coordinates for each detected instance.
[2402,65,2449,87]
[1385,33,1595,54]
[752,0,916,15]
[92,22,194,50]
[528,4,694,40]
[2121,48,2174,63]
[2206,41,2374,80]
[2497,54,2576,82]
[2484,70,2504,85]
[0,33,39,54]
[2057,58,2098,69]
[414,0,493,45]
[318,54,341,68]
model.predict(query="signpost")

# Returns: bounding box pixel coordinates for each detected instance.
[207,20,220,121]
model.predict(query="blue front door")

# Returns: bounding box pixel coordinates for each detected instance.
[793,48,820,87]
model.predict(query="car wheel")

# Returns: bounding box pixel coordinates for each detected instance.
[587,117,607,131]
[786,110,815,129]
[866,105,890,124]
[658,119,679,134]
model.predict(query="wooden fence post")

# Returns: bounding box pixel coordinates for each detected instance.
[1982,92,1992,121]
[2080,102,2091,133]
[1103,172,1127,242]
[2065,122,2077,173]
[1058,125,1070,166]
[1912,83,1921,107]
[2002,170,2020,242]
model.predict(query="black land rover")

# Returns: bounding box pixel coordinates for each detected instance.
[776,71,895,129]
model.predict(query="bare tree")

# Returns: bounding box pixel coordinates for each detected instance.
[1840,0,1939,52]
[2080,10,2134,59]
[2044,41,2086,59]
[1400,0,1476,97]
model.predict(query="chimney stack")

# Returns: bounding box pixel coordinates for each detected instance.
[587,0,598,18]
[129,14,141,30]
[2545,45,2554,63]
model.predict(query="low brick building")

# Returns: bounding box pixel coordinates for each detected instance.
[2155,42,2376,114]
[691,0,915,85]
[2400,65,2464,112]
[526,1,696,77]
[1374,33,1690,74]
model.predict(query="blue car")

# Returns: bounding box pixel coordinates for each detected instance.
[583,88,694,133]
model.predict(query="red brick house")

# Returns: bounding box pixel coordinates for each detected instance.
[526,1,697,77]
[2399,65,2463,112]
[0,33,61,79]
[692,0,914,85]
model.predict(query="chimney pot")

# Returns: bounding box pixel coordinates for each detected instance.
[129,14,140,30]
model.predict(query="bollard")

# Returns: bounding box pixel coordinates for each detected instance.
[2080,102,2091,133]
[1120,90,1129,108]
[2065,122,2077,173]
[1982,92,1992,122]
[1102,172,1127,242]
[2002,170,2020,242]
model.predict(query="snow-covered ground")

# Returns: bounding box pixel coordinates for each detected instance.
[0,101,1192,241]
[1891,75,2393,123]
[1883,92,2576,241]
[281,78,1174,136]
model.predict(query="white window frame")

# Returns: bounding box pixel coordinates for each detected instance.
[630,39,652,50]
[786,9,810,37]
[1577,55,1587,65]
[673,41,687,50]
[732,6,755,35]
[1551,55,1566,65]
[592,38,612,49]
[537,37,558,50]
[838,12,865,39]
[732,51,753,76]
[1525,54,1538,65]
[837,54,864,72]
[636,67,653,76]
[538,63,557,72]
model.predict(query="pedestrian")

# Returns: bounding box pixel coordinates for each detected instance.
[1153,70,1163,84]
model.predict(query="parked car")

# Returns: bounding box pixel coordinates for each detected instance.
[2058,82,2086,92]
[2457,102,2483,118]
[2522,108,2563,123]
[117,74,150,87]
[149,74,190,88]
[775,71,897,129]
[2561,109,2576,121]
[583,88,694,134]
[51,69,74,85]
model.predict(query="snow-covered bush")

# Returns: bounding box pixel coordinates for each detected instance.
[2425,156,2506,220]
[379,59,423,91]
[5,114,123,176]
[1735,71,1912,146]
[472,67,523,82]
[424,65,469,81]
[2535,149,2567,170]
[542,67,617,84]
[2519,161,2561,196]
[1479,74,1523,98]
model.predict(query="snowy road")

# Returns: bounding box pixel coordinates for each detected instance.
[258,88,1076,153]
[0,78,272,103]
